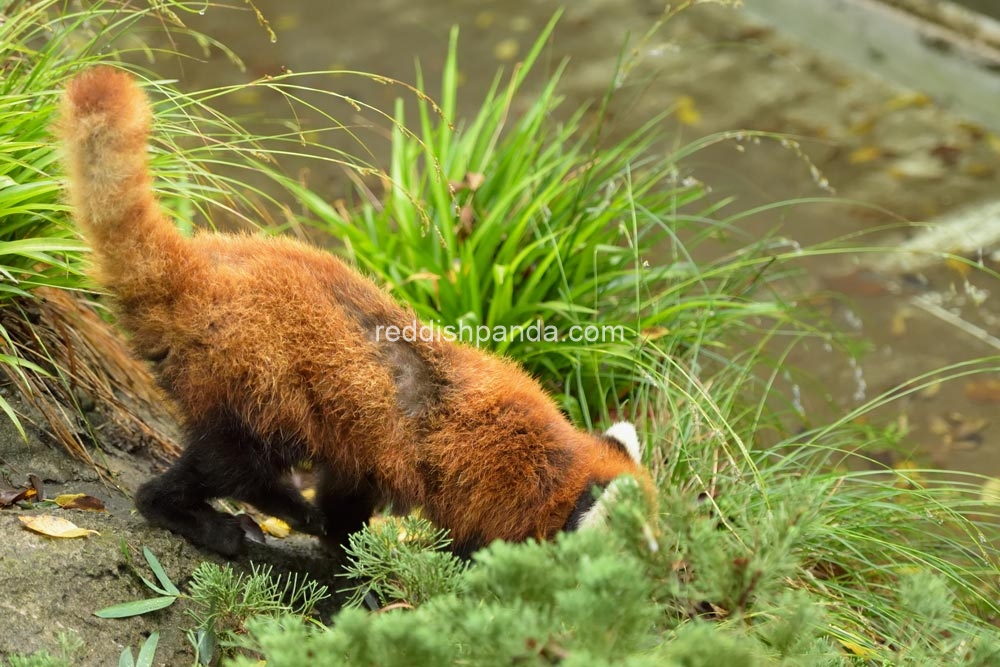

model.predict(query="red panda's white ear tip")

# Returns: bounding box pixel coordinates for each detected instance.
[605,421,641,462]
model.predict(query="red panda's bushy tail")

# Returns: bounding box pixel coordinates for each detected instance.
[56,66,194,303]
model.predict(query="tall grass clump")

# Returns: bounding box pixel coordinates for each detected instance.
[0,0,244,454]
[291,15,805,426]
[218,12,999,667]
[0,0,383,461]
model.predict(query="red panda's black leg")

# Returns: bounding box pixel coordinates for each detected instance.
[315,468,379,552]
[134,445,247,556]
[135,423,322,556]
[230,476,326,537]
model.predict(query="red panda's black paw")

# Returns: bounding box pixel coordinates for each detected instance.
[285,507,327,537]
[201,516,247,557]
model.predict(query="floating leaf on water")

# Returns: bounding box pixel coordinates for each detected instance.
[474,11,496,29]
[274,13,300,31]
[509,15,532,32]
[493,39,519,62]
[963,379,1000,403]
[674,95,701,126]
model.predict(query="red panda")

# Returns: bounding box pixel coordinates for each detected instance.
[56,66,655,557]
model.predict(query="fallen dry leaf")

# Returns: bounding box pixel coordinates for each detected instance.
[259,517,291,538]
[848,146,886,164]
[19,514,98,538]
[838,639,878,659]
[27,474,44,502]
[0,487,32,508]
[928,143,963,166]
[54,493,107,512]
[884,91,931,111]
[890,308,910,337]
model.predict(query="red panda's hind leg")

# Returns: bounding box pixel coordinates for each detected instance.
[134,447,247,556]
[315,468,380,554]
[135,423,324,556]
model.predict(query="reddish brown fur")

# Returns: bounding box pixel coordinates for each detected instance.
[57,67,654,555]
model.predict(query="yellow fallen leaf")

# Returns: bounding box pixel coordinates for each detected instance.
[988,133,1000,154]
[884,91,931,111]
[19,514,98,538]
[674,95,701,126]
[510,16,532,32]
[847,146,884,164]
[260,517,291,538]
[274,13,300,31]
[642,326,671,342]
[838,639,878,658]
[964,379,1000,403]
[54,493,106,511]
[962,162,995,178]
[232,88,262,107]
[848,117,876,136]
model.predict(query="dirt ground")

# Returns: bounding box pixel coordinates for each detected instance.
[0,389,351,666]
[4,2,1000,665]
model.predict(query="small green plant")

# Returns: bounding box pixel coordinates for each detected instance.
[290,16,796,424]
[94,543,329,665]
[185,561,329,664]
[95,545,181,619]
[0,0,383,463]
[0,0,268,457]
[117,632,158,667]
[339,516,468,608]
[1,633,83,667]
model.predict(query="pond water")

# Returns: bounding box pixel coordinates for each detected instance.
[163,0,1000,476]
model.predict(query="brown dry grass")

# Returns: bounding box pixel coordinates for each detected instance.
[0,288,180,473]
